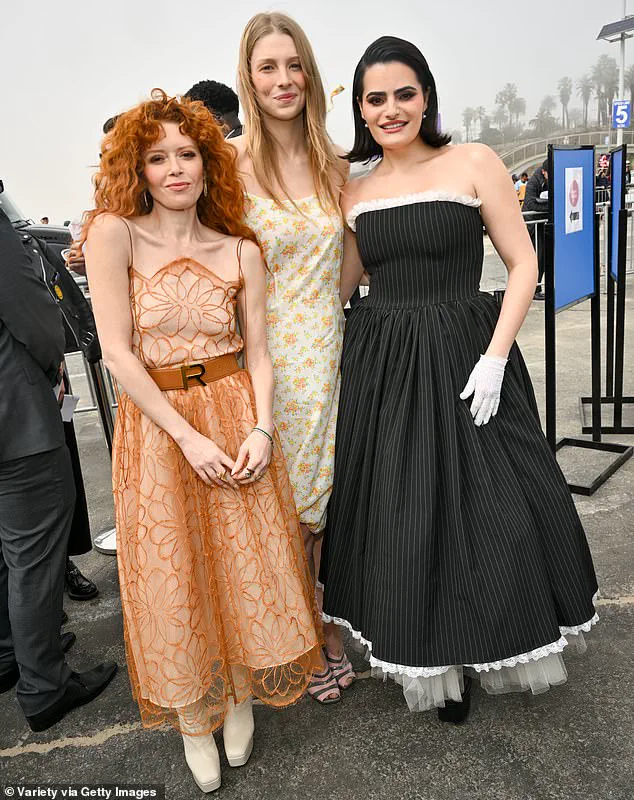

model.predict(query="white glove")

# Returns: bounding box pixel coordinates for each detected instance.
[459,354,508,426]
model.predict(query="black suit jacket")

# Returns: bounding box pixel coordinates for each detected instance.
[0,209,66,461]
[523,169,549,213]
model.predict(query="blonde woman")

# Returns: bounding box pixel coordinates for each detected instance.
[231,12,353,703]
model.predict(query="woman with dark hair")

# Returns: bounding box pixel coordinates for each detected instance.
[83,90,322,792]
[321,37,598,723]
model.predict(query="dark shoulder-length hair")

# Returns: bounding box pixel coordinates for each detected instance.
[346,36,451,163]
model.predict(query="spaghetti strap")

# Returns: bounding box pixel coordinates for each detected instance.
[122,217,146,363]
[236,237,245,284]
[236,237,247,369]
[121,217,134,266]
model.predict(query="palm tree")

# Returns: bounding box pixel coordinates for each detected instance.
[462,107,474,142]
[557,77,573,129]
[493,106,507,129]
[592,55,619,126]
[529,108,558,138]
[576,74,593,128]
[568,107,583,129]
[495,83,519,126]
[474,105,487,138]
[540,95,557,115]
[604,57,619,111]
[509,97,526,128]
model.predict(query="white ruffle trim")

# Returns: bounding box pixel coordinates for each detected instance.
[324,609,598,711]
[322,610,598,678]
[346,191,482,231]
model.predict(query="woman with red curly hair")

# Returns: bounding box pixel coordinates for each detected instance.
[83,90,323,793]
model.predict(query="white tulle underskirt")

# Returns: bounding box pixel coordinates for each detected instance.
[322,611,598,712]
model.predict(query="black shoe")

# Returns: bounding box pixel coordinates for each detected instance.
[533,290,546,301]
[0,633,75,694]
[61,610,69,626]
[65,559,99,601]
[0,665,20,694]
[26,662,118,732]
[438,676,472,725]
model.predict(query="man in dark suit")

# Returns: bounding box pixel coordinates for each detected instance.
[0,207,117,731]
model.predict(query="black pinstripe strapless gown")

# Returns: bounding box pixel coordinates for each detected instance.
[320,194,599,711]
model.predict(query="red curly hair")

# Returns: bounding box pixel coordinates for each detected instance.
[80,89,255,246]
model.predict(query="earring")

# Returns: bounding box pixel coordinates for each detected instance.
[363,120,368,128]
[422,112,427,119]
[203,176,208,197]
[142,189,152,211]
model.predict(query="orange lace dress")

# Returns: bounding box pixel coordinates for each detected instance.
[112,254,323,734]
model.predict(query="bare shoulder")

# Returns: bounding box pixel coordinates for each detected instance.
[457,142,504,170]
[85,214,132,265]
[333,143,351,183]
[87,213,130,243]
[341,171,376,216]
[237,237,264,271]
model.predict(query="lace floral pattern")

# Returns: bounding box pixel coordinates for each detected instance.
[346,191,482,231]
[114,257,323,735]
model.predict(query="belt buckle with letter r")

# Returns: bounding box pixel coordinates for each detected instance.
[180,362,206,389]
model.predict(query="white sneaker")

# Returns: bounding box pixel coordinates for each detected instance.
[223,697,254,767]
[181,732,221,793]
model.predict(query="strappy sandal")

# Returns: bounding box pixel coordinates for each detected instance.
[326,650,356,690]
[307,666,341,704]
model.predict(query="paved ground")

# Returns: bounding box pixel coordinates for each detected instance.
[1,249,633,800]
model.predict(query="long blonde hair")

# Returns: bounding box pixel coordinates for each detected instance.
[237,12,344,213]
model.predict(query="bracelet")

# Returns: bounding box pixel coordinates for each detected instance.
[253,426,274,445]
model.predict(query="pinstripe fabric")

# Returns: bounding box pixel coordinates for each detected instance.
[320,199,598,676]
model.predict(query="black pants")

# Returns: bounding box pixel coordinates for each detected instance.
[0,446,75,715]
[528,224,546,287]
[64,420,92,557]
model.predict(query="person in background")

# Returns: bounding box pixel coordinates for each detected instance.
[0,207,117,732]
[515,172,528,207]
[25,228,100,602]
[522,161,548,299]
[186,80,243,139]
[40,216,49,224]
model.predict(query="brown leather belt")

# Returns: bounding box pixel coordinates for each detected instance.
[147,353,241,391]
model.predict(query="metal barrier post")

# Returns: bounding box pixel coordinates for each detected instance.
[83,357,118,554]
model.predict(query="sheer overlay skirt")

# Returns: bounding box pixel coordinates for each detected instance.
[113,370,322,734]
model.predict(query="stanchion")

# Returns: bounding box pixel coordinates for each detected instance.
[84,358,118,554]
[580,145,634,433]
[545,144,632,495]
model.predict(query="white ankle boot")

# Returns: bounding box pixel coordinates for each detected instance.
[181,732,221,793]
[223,697,254,767]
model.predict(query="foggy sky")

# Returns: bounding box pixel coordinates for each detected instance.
[0,0,620,222]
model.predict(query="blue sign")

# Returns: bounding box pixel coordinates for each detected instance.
[551,147,596,312]
[610,147,625,282]
[612,100,631,129]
